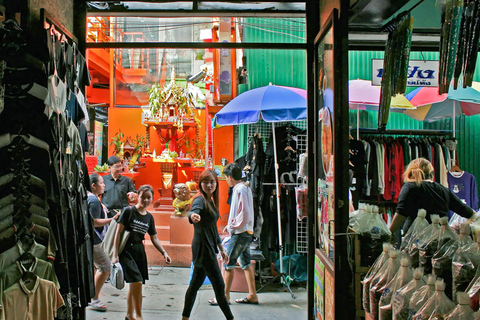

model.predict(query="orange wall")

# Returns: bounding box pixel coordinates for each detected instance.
[213,126,234,166]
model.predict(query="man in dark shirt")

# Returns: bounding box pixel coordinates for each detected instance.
[102,155,137,214]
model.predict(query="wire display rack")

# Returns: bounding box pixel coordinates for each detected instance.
[247,121,308,254]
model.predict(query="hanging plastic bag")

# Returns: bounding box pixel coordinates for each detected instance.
[449,213,468,234]
[295,185,308,220]
[444,292,475,320]
[370,250,401,320]
[407,215,441,268]
[351,205,392,266]
[401,209,429,251]
[392,268,426,320]
[363,243,392,313]
[414,279,456,320]
[453,236,480,302]
[420,217,456,275]
[433,223,473,300]
[408,274,437,320]
[379,257,413,320]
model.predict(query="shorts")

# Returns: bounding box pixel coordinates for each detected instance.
[93,243,111,273]
[224,232,253,270]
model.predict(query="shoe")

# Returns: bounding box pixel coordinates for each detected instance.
[88,299,107,312]
[235,297,259,304]
[208,298,231,305]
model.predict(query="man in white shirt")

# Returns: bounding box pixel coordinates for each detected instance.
[223,163,258,305]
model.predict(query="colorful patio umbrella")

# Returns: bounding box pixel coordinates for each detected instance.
[348,79,416,110]
[403,83,480,122]
[215,84,306,125]
[214,84,306,288]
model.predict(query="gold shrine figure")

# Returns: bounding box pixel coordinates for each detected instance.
[172,183,192,216]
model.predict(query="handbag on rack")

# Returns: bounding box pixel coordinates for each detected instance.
[101,218,130,260]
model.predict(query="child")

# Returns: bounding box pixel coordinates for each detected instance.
[112,184,172,320]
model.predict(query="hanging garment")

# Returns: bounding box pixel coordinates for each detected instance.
[447,171,479,219]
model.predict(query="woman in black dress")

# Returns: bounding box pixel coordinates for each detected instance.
[112,185,172,320]
[182,170,234,320]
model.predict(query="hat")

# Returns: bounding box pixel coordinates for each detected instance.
[107,155,122,166]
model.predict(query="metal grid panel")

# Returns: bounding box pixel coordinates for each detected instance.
[246,119,307,150]
[296,217,308,253]
[246,120,308,254]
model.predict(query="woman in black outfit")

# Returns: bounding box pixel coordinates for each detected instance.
[182,170,234,320]
[389,158,477,235]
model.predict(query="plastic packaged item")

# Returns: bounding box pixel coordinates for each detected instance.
[379,257,413,320]
[433,223,473,300]
[363,243,392,313]
[392,268,426,320]
[370,250,401,319]
[414,279,456,320]
[453,236,480,301]
[420,217,456,275]
[407,215,441,268]
[350,205,392,266]
[295,185,308,220]
[401,209,429,251]
[444,292,475,320]
[475,310,480,319]
[408,274,437,320]
[466,265,480,311]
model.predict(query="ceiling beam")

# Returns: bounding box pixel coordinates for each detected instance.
[86,41,307,50]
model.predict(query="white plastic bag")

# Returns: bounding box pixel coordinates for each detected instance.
[453,236,480,302]
[406,215,441,268]
[110,262,125,290]
[466,265,480,311]
[414,279,456,320]
[407,274,437,320]
[401,209,429,251]
[379,257,413,320]
[419,217,454,275]
[351,205,392,266]
[363,243,391,313]
[392,268,425,320]
[370,250,400,319]
[444,292,475,320]
[432,223,473,300]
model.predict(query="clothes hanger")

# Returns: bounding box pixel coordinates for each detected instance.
[450,160,462,173]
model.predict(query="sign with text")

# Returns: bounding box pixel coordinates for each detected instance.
[372,59,439,87]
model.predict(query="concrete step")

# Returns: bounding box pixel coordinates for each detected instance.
[144,240,192,267]
[151,211,173,226]
[153,204,175,212]
[155,225,170,241]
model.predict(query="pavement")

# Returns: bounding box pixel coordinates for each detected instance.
[86,267,307,320]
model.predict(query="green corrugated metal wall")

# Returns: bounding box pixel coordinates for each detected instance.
[349,50,480,200]
[237,18,306,157]
[241,18,480,200]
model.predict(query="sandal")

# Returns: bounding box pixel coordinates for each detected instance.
[88,299,107,312]
[235,297,259,304]
[208,298,231,305]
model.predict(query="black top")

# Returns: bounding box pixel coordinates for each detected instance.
[396,181,474,222]
[87,193,107,245]
[102,174,136,211]
[118,206,156,244]
[188,196,221,268]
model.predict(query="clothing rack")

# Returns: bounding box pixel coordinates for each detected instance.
[40,8,78,44]
[352,128,453,136]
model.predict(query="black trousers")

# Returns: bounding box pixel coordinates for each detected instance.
[182,259,234,319]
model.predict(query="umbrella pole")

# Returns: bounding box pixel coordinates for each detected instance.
[452,102,456,166]
[271,122,284,276]
[357,106,360,140]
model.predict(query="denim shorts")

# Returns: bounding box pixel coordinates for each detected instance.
[225,232,253,270]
